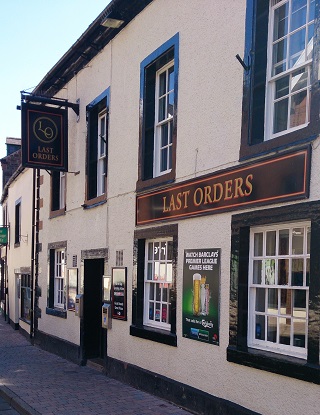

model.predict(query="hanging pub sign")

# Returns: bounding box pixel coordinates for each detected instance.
[136,148,310,225]
[21,102,68,171]
[183,248,220,345]
[0,227,8,245]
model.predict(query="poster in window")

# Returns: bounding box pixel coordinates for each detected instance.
[111,267,127,320]
[67,268,78,311]
[182,249,220,345]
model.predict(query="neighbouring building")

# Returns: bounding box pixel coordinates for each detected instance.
[2,1,320,415]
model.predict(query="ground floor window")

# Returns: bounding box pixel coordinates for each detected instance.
[144,239,173,330]
[228,201,320,384]
[46,241,67,318]
[249,222,310,359]
[21,274,31,323]
[131,224,178,346]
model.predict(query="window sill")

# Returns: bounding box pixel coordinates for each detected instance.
[46,307,67,319]
[239,131,317,162]
[130,324,177,346]
[136,170,175,193]
[49,208,66,219]
[14,242,20,248]
[227,346,320,384]
[82,194,107,209]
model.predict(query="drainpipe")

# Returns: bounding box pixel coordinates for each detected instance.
[30,168,36,339]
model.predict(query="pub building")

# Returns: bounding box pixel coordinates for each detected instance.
[2,1,320,415]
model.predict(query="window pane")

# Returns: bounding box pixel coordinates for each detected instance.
[280,289,292,315]
[155,305,161,322]
[166,264,173,283]
[279,259,289,285]
[148,242,153,260]
[160,241,166,260]
[147,263,153,280]
[293,318,306,347]
[255,315,265,340]
[279,229,289,255]
[272,38,287,74]
[162,304,167,323]
[293,290,307,318]
[255,288,265,312]
[266,231,276,256]
[291,0,307,32]
[162,287,168,302]
[268,289,278,314]
[154,261,160,280]
[161,123,169,147]
[291,68,307,93]
[149,283,154,300]
[154,242,160,260]
[159,263,166,280]
[289,28,306,68]
[274,3,289,40]
[160,148,168,172]
[254,232,263,256]
[167,92,174,117]
[267,316,277,342]
[159,72,166,96]
[275,76,289,99]
[168,66,174,91]
[265,259,275,285]
[158,97,166,121]
[292,228,304,255]
[309,0,315,21]
[149,302,154,320]
[279,317,291,345]
[292,258,304,286]
[273,98,288,133]
[156,284,161,301]
[253,260,263,284]
[306,258,310,286]
[290,90,307,128]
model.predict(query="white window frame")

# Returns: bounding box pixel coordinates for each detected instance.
[97,109,107,196]
[54,249,66,309]
[265,0,315,141]
[248,221,310,359]
[143,238,173,331]
[153,60,174,178]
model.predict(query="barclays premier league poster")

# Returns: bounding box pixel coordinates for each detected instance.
[183,248,220,345]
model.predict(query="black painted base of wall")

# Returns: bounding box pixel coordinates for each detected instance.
[34,330,81,365]
[9,318,19,330]
[105,356,261,415]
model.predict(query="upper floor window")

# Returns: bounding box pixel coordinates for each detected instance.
[265,0,315,140]
[14,199,21,246]
[51,171,66,214]
[137,34,179,191]
[86,88,109,203]
[154,61,174,177]
[240,0,319,159]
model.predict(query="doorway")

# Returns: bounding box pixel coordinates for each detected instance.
[83,258,105,360]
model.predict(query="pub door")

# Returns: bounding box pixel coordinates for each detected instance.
[83,258,105,360]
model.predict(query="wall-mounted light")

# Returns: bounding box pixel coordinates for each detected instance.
[101,16,124,28]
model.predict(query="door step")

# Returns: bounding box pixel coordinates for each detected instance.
[87,358,105,373]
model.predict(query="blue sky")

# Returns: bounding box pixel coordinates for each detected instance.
[0,1,110,158]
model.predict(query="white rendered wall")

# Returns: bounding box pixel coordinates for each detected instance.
[36,1,320,414]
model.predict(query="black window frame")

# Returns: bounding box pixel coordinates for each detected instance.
[130,224,178,346]
[21,273,31,323]
[240,0,320,161]
[84,87,110,206]
[14,199,21,246]
[50,171,66,217]
[137,33,179,192]
[228,201,320,384]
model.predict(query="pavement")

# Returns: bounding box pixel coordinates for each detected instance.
[0,316,192,415]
